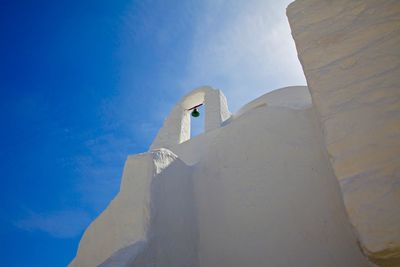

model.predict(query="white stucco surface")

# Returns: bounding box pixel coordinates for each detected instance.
[287,1,400,265]
[69,86,371,267]
[192,87,369,267]
[69,149,181,267]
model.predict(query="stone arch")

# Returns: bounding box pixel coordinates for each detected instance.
[150,86,231,150]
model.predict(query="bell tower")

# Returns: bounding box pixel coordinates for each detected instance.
[150,86,231,150]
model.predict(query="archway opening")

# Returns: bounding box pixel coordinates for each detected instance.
[190,104,205,138]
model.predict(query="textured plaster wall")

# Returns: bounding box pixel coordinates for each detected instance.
[193,87,369,267]
[287,1,400,265]
[69,149,195,267]
[101,154,198,267]
[70,87,372,266]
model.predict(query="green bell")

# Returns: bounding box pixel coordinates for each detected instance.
[191,108,200,117]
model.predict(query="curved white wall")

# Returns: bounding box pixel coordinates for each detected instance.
[193,99,369,267]
[70,86,371,267]
[288,0,400,264]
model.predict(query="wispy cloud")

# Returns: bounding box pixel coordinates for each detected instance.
[64,0,306,220]
[15,209,91,239]
[182,0,306,111]
[13,1,307,240]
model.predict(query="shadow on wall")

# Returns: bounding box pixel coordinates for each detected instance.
[100,156,198,267]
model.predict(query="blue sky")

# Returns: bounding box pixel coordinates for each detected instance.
[0,0,305,266]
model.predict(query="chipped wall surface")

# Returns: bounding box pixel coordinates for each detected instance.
[287,1,400,265]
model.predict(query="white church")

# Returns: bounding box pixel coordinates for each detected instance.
[69,1,400,266]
